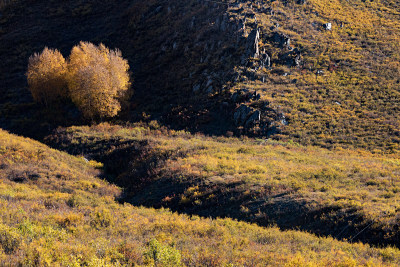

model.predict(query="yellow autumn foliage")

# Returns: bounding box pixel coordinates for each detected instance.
[26,42,130,119]
[26,47,67,105]
[67,41,130,119]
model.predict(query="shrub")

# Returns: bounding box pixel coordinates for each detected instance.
[26,47,68,106]
[67,41,130,119]
[144,239,183,267]
[90,208,114,229]
[0,224,21,254]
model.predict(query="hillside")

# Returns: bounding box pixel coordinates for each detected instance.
[0,0,399,152]
[1,0,400,265]
[47,123,400,247]
[2,129,400,265]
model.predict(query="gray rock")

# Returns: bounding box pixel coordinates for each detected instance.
[231,89,250,103]
[294,55,302,66]
[246,28,260,58]
[234,104,252,126]
[260,50,271,68]
[280,48,302,67]
[245,110,261,128]
[324,23,332,30]
[238,19,246,33]
[273,32,290,48]
[277,112,288,126]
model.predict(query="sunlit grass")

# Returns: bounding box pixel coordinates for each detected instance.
[2,127,400,265]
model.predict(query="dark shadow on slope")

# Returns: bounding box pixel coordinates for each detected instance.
[0,0,133,139]
[46,132,400,249]
[0,0,244,139]
[126,174,400,249]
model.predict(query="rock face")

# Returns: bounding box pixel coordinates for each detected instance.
[246,28,260,58]
[245,110,261,128]
[234,104,252,126]
[273,32,290,49]
[234,104,261,127]
[260,50,271,68]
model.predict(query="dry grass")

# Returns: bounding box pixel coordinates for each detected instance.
[1,128,400,265]
[47,123,400,246]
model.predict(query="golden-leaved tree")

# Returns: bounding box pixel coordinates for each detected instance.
[67,42,130,119]
[26,47,68,106]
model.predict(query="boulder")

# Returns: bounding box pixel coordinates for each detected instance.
[324,23,332,30]
[234,104,252,126]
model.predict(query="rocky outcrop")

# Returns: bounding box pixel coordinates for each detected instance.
[244,110,261,128]
[260,49,271,68]
[246,28,260,58]
[234,104,252,126]
[273,32,291,49]
[234,104,261,128]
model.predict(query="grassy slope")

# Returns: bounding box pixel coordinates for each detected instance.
[231,0,400,151]
[0,0,400,264]
[0,0,399,153]
[47,124,400,247]
[2,129,400,266]
[224,0,400,152]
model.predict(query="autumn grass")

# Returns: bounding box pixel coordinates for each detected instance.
[2,128,400,265]
[227,0,400,152]
[47,123,400,246]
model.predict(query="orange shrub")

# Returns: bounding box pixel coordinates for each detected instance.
[67,41,130,119]
[26,47,68,105]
